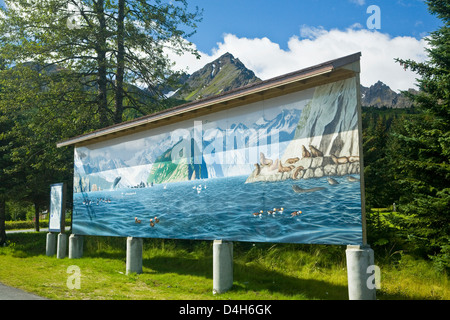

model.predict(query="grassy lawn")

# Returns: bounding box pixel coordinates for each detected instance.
[0,232,448,300]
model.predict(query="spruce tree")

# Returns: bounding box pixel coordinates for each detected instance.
[394,0,449,266]
[0,0,202,127]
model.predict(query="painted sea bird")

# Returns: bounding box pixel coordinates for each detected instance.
[291,211,302,217]
[252,211,263,218]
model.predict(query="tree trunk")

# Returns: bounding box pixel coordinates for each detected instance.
[0,198,6,246]
[114,0,125,124]
[95,0,109,127]
[34,203,40,232]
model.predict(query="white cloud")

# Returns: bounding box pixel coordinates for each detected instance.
[349,0,366,5]
[167,26,429,92]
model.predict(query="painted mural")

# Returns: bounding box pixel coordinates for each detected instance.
[72,77,363,245]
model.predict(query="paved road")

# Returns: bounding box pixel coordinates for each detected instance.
[0,282,47,300]
[6,228,50,234]
[6,227,71,234]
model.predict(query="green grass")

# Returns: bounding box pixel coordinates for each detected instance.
[0,232,448,300]
[5,219,71,230]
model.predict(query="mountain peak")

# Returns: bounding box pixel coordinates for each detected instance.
[373,80,389,88]
[217,52,235,61]
[170,52,261,102]
[214,52,245,68]
[361,81,416,108]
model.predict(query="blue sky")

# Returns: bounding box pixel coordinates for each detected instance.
[187,0,441,53]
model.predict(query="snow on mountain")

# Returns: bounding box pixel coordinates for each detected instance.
[98,158,128,172]
[200,108,301,176]
[93,164,153,189]
[256,108,301,142]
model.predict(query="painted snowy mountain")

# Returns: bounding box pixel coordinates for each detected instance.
[256,108,301,142]
[145,108,302,182]
[202,108,301,146]
[74,106,302,190]
[75,149,128,175]
[203,108,301,178]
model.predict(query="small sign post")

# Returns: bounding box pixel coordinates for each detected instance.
[48,183,67,258]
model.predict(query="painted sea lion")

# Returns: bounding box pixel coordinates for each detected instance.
[331,154,349,164]
[309,145,323,157]
[260,152,273,166]
[254,163,261,176]
[327,177,339,185]
[293,166,305,179]
[302,145,311,158]
[278,160,294,173]
[286,157,300,164]
[292,185,325,193]
[269,159,279,171]
[347,176,360,182]
[348,156,360,163]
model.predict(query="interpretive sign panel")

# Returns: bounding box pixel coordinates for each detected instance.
[49,183,66,232]
[72,74,364,245]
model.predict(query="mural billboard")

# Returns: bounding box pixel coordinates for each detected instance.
[72,75,363,245]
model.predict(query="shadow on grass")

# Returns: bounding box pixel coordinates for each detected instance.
[144,255,347,300]
[3,232,47,257]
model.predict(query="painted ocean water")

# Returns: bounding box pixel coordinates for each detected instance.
[73,174,363,245]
